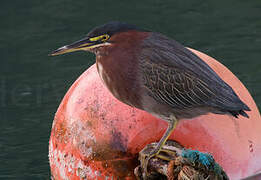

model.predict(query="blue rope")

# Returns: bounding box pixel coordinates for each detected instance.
[181,149,222,174]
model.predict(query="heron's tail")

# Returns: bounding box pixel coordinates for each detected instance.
[228,103,251,118]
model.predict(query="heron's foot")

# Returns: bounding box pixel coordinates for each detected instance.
[141,150,156,177]
[156,148,177,161]
[139,144,156,176]
[139,142,179,178]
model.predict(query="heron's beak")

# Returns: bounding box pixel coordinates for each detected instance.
[49,37,97,56]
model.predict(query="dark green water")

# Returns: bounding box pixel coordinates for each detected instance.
[0,0,260,179]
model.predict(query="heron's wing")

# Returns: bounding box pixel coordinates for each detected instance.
[139,33,220,109]
[141,60,215,109]
[139,32,249,112]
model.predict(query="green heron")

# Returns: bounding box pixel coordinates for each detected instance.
[50,21,250,176]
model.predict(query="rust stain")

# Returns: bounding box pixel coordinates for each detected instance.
[110,129,128,153]
[54,120,68,143]
[248,140,254,153]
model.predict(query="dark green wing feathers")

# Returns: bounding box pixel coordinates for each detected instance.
[140,32,250,118]
[141,61,215,109]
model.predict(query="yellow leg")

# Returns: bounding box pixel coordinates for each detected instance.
[140,115,179,177]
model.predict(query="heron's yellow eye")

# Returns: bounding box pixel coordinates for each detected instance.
[89,34,110,42]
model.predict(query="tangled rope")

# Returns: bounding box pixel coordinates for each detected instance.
[134,140,229,180]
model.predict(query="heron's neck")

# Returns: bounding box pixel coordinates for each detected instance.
[95,31,149,108]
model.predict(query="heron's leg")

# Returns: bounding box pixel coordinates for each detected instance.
[140,115,178,176]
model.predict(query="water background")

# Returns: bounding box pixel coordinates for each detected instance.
[0,0,260,179]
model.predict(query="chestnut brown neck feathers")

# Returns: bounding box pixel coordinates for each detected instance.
[95,31,149,108]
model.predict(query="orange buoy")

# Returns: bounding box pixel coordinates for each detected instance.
[49,48,261,180]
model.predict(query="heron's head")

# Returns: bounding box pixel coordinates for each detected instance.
[50,21,142,56]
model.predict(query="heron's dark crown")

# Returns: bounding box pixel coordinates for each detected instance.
[87,21,144,38]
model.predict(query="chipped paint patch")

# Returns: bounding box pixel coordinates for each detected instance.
[49,138,97,179]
